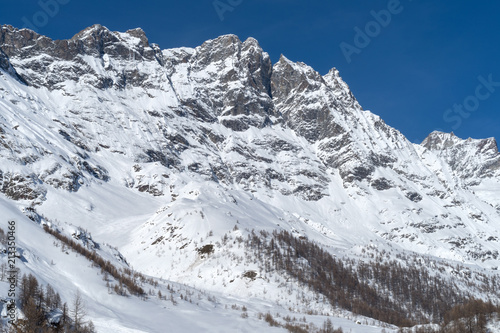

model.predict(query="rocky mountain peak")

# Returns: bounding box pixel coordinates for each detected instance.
[421,131,459,150]
[70,24,156,61]
[71,24,149,49]
[170,33,277,130]
[0,25,47,58]
[323,67,361,110]
[70,24,109,40]
[196,34,241,60]
[242,36,260,48]
[0,25,163,88]
[124,27,149,46]
[421,131,500,179]
[271,54,325,103]
[422,131,498,155]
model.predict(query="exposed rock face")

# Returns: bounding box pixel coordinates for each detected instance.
[0,49,12,73]
[166,34,277,130]
[3,24,500,271]
[272,55,342,142]
[0,47,25,83]
[0,24,163,89]
[421,131,500,180]
[0,24,498,207]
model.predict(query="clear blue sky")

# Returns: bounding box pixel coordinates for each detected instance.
[1,0,499,143]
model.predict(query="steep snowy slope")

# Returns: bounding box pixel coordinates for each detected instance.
[0,196,314,333]
[1,24,500,331]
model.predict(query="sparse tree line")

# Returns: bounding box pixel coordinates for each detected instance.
[353,257,464,323]
[43,225,146,297]
[440,299,499,333]
[1,273,95,333]
[245,230,418,326]
[402,299,500,333]
[257,311,344,333]
[244,230,498,328]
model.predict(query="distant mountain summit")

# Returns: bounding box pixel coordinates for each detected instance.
[422,131,500,180]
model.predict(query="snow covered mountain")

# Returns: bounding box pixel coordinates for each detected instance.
[1,24,500,332]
